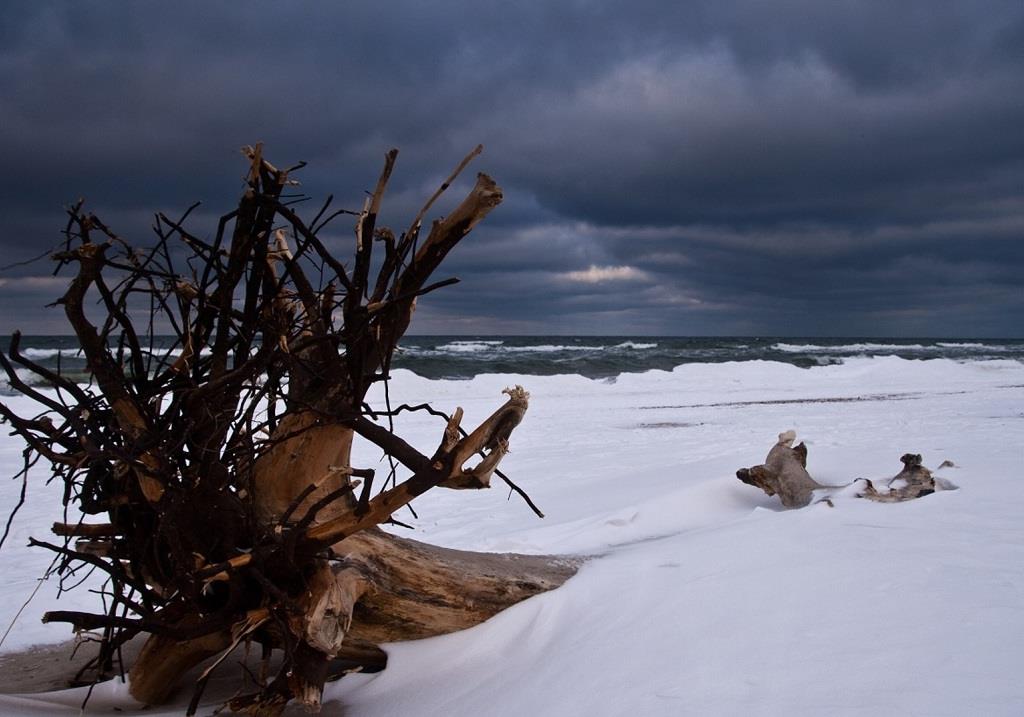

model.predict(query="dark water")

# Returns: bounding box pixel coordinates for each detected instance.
[3,336,1022,391]
[393,336,1024,379]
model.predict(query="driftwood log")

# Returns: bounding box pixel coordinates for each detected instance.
[737,430,955,508]
[0,146,576,715]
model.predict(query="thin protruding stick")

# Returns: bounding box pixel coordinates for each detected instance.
[401,144,483,253]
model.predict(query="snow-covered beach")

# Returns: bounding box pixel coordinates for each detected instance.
[1,355,1022,715]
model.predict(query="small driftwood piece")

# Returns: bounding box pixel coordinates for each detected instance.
[855,453,941,502]
[737,431,955,508]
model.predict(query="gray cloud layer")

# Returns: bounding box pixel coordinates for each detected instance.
[2,1,1021,336]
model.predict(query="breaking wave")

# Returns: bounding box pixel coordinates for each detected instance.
[773,342,930,353]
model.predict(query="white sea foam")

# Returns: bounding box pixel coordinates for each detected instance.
[773,342,929,353]
[613,341,657,349]
[17,346,218,361]
[504,344,605,353]
[433,341,614,354]
[435,340,505,353]
[936,342,1009,350]
[20,348,79,359]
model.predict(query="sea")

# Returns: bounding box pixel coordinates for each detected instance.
[2,335,1022,391]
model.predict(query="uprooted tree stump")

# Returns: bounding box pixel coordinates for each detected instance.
[0,145,577,715]
[737,430,956,508]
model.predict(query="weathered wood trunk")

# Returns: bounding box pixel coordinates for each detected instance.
[128,388,569,712]
[336,530,577,644]
[736,430,823,508]
[0,145,577,716]
[252,414,356,524]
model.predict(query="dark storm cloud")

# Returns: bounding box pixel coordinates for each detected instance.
[1,0,1021,335]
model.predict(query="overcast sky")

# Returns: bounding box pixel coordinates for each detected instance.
[1,1,1021,336]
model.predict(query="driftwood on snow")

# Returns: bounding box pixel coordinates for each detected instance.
[0,145,576,716]
[737,430,955,508]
